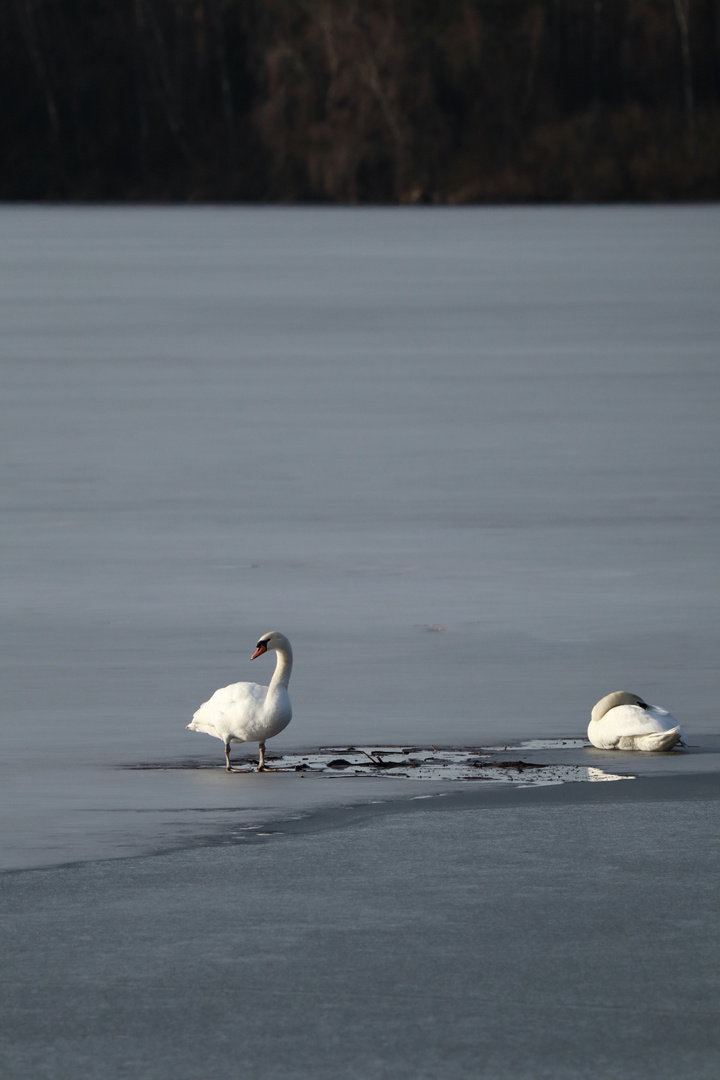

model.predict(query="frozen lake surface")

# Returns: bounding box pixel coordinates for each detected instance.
[1,205,718,866]
[1,206,719,1078]
[2,774,719,1080]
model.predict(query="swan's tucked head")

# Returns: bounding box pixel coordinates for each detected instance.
[251,631,291,660]
[591,690,648,724]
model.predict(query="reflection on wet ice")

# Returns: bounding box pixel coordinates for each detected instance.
[143,745,634,785]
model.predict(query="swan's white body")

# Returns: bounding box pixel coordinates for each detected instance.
[187,631,293,771]
[588,691,686,751]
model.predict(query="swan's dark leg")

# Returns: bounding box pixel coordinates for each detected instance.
[256,741,279,772]
[224,742,234,773]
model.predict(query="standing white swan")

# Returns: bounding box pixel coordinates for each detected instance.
[187,631,293,772]
[588,691,686,751]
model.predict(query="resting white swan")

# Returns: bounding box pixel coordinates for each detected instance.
[588,691,686,751]
[187,631,293,772]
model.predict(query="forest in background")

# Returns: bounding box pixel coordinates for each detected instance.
[3,0,719,202]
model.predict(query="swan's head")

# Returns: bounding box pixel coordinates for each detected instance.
[251,631,291,659]
[591,690,648,724]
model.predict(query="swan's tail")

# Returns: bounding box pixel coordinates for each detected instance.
[187,705,220,736]
[616,726,682,752]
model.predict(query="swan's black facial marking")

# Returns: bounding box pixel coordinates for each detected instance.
[251,639,269,659]
[638,699,650,709]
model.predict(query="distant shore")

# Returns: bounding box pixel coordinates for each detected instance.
[3,1,719,202]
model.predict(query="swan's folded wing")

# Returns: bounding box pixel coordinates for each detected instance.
[191,682,269,734]
[605,704,680,737]
[189,680,268,735]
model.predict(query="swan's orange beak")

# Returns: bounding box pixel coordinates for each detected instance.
[251,643,267,660]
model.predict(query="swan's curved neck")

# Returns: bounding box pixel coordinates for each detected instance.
[591,690,643,724]
[269,645,293,690]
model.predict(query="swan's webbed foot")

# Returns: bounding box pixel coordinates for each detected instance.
[256,741,279,772]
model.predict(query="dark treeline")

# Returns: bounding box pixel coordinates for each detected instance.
[3,0,719,202]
